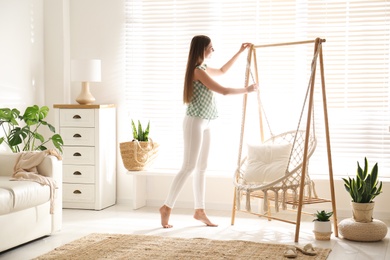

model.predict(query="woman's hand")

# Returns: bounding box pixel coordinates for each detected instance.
[247,83,258,93]
[211,42,253,76]
[239,43,252,53]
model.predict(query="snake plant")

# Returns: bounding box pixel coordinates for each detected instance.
[131,119,150,142]
[342,157,382,203]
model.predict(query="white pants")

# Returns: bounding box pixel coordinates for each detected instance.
[164,115,212,209]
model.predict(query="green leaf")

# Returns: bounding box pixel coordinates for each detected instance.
[363,157,368,180]
[8,127,28,146]
[47,123,56,133]
[36,145,47,151]
[0,108,20,125]
[138,120,144,141]
[38,106,49,120]
[131,119,138,140]
[52,134,64,153]
[370,163,378,188]
[143,121,150,141]
[33,132,44,143]
[23,105,40,126]
[357,161,364,181]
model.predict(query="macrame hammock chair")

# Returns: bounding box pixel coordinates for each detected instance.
[231,38,338,242]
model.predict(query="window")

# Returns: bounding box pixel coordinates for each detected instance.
[125,0,390,178]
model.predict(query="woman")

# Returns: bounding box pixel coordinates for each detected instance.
[160,35,258,228]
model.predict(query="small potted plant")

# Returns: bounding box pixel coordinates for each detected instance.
[313,210,333,240]
[119,119,159,171]
[342,157,382,222]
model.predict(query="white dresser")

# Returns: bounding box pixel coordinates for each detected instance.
[54,104,116,210]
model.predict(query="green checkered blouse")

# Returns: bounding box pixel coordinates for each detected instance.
[186,65,218,120]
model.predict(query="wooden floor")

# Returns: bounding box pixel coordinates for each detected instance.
[0,204,389,260]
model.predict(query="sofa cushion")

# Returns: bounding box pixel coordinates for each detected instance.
[0,187,13,215]
[0,176,50,215]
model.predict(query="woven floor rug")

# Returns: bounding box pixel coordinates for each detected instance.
[35,233,332,260]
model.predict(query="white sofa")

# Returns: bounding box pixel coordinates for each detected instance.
[0,152,62,252]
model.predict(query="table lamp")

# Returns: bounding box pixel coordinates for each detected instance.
[71,59,101,105]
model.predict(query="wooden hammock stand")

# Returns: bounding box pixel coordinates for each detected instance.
[231,38,338,242]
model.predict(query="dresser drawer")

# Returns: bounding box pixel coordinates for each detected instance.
[63,184,95,203]
[63,165,95,183]
[61,127,95,146]
[63,147,95,165]
[60,109,95,127]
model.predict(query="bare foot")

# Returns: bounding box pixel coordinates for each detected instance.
[194,209,218,227]
[159,205,173,228]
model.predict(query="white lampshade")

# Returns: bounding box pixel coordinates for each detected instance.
[71,59,101,82]
[71,59,101,105]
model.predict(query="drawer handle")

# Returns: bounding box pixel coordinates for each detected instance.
[73,171,82,176]
[73,115,82,119]
[73,190,82,194]
[73,152,82,157]
[73,133,82,138]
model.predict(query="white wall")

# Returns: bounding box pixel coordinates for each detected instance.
[1,0,389,220]
[0,0,44,109]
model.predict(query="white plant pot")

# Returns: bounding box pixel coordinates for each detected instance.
[313,220,332,240]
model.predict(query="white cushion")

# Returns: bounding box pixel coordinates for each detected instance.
[0,176,50,214]
[244,143,292,184]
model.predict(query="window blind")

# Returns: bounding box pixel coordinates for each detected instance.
[124,0,390,178]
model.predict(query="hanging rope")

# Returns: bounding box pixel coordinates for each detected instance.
[249,70,274,137]
[293,41,322,136]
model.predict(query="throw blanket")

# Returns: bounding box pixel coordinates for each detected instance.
[11,150,62,214]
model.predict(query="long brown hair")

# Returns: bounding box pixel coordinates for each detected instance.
[183,35,211,104]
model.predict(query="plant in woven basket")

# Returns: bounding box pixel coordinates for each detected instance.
[342,157,382,204]
[313,210,333,240]
[120,119,159,171]
[342,157,382,222]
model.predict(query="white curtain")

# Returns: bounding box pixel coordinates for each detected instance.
[124,0,390,178]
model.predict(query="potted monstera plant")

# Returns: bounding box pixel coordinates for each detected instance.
[0,105,63,153]
[342,157,382,223]
[119,119,159,171]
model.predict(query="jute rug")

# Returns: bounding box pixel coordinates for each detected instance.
[35,233,332,260]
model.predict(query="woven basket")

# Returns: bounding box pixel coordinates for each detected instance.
[313,231,332,241]
[119,139,159,171]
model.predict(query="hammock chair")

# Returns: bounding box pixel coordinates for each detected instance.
[231,38,338,242]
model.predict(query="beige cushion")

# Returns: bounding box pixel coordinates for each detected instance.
[339,218,387,242]
[244,143,292,184]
